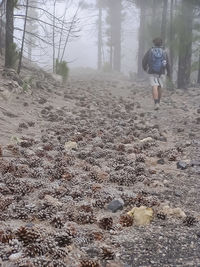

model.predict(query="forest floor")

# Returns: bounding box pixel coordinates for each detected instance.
[0,64,200,267]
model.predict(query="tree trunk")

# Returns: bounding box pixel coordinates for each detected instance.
[137,0,146,78]
[5,0,14,68]
[17,0,29,74]
[109,43,113,70]
[198,53,200,84]
[0,7,3,55]
[112,0,122,72]
[161,0,168,46]
[169,0,174,79]
[52,0,56,73]
[177,0,193,89]
[97,2,102,70]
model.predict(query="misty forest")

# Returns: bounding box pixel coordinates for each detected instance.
[0,0,200,266]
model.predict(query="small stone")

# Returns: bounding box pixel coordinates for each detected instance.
[157,159,165,165]
[9,252,22,262]
[177,161,188,170]
[174,191,182,197]
[107,199,124,213]
[140,137,154,143]
[197,108,200,114]
[64,141,78,151]
[190,160,200,167]
[196,232,200,238]
[19,122,28,129]
[159,136,167,142]
[196,117,200,124]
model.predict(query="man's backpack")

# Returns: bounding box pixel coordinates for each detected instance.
[148,47,167,74]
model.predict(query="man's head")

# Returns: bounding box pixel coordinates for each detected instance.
[153,37,163,47]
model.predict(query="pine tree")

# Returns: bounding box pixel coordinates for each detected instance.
[5,0,14,68]
[161,0,168,46]
[177,0,194,89]
[137,0,146,78]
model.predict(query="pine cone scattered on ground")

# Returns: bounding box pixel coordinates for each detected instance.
[119,214,133,227]
[183,216,196,227]
[76,212,96,225]
[91,231,104,241]
[101,247,115,260]
[25,243,44,257]
[54,231,72,247]
[99,217,113,230]
[79,259,100,267]
[156,212,166,220]
[15,227,41,245]
[50,216,65,229]
[0,229,14,243]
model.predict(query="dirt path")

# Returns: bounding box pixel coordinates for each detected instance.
[0,73,200,267]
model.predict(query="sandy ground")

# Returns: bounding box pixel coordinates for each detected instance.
[0,68,200,267]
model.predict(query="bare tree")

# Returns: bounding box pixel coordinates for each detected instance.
[137,0,146,78]
[177,0,194,89]
[97,0,103,70]
[17,0,29,74]
[161,0,168,46]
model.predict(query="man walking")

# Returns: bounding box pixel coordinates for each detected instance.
[142,37,170,110]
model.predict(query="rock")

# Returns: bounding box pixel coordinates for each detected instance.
[140,137,154,143]
[64,141,78,151]
[127,206,153,226]
[0,145,2,157]
[197,108,200,114]
[174,191,182,197]
[9,252,22,262]
[157,159,165,165]
[106,262,123,267]
[190,160,200,167]
[158,136,167,142]
[19,122,28,129]
[161,205,186,218]
[107,199,124,213]
[197,232,200,238]
[196,117,200,124]
[177,161,188,170]
[38,97,47,104]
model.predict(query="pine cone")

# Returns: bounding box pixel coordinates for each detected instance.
[183,216,196,227]
[99,217,113,230]
[92,199,106,209]
[15,227,40,245]
[79,259,100,267]
[55,232,72,247]
[0,230,14,243]
[51,216,65,229]
[25,243,44,257]
[119,214,133,227]
[136,154,145,163]
[91,231,104,241]
[156,212,166,220]
[76,212,96,225]
[101,247,115,260]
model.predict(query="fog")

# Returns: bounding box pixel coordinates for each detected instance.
[13,0,140,74]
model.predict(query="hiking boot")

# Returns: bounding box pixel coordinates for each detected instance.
[154,103,160,110]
